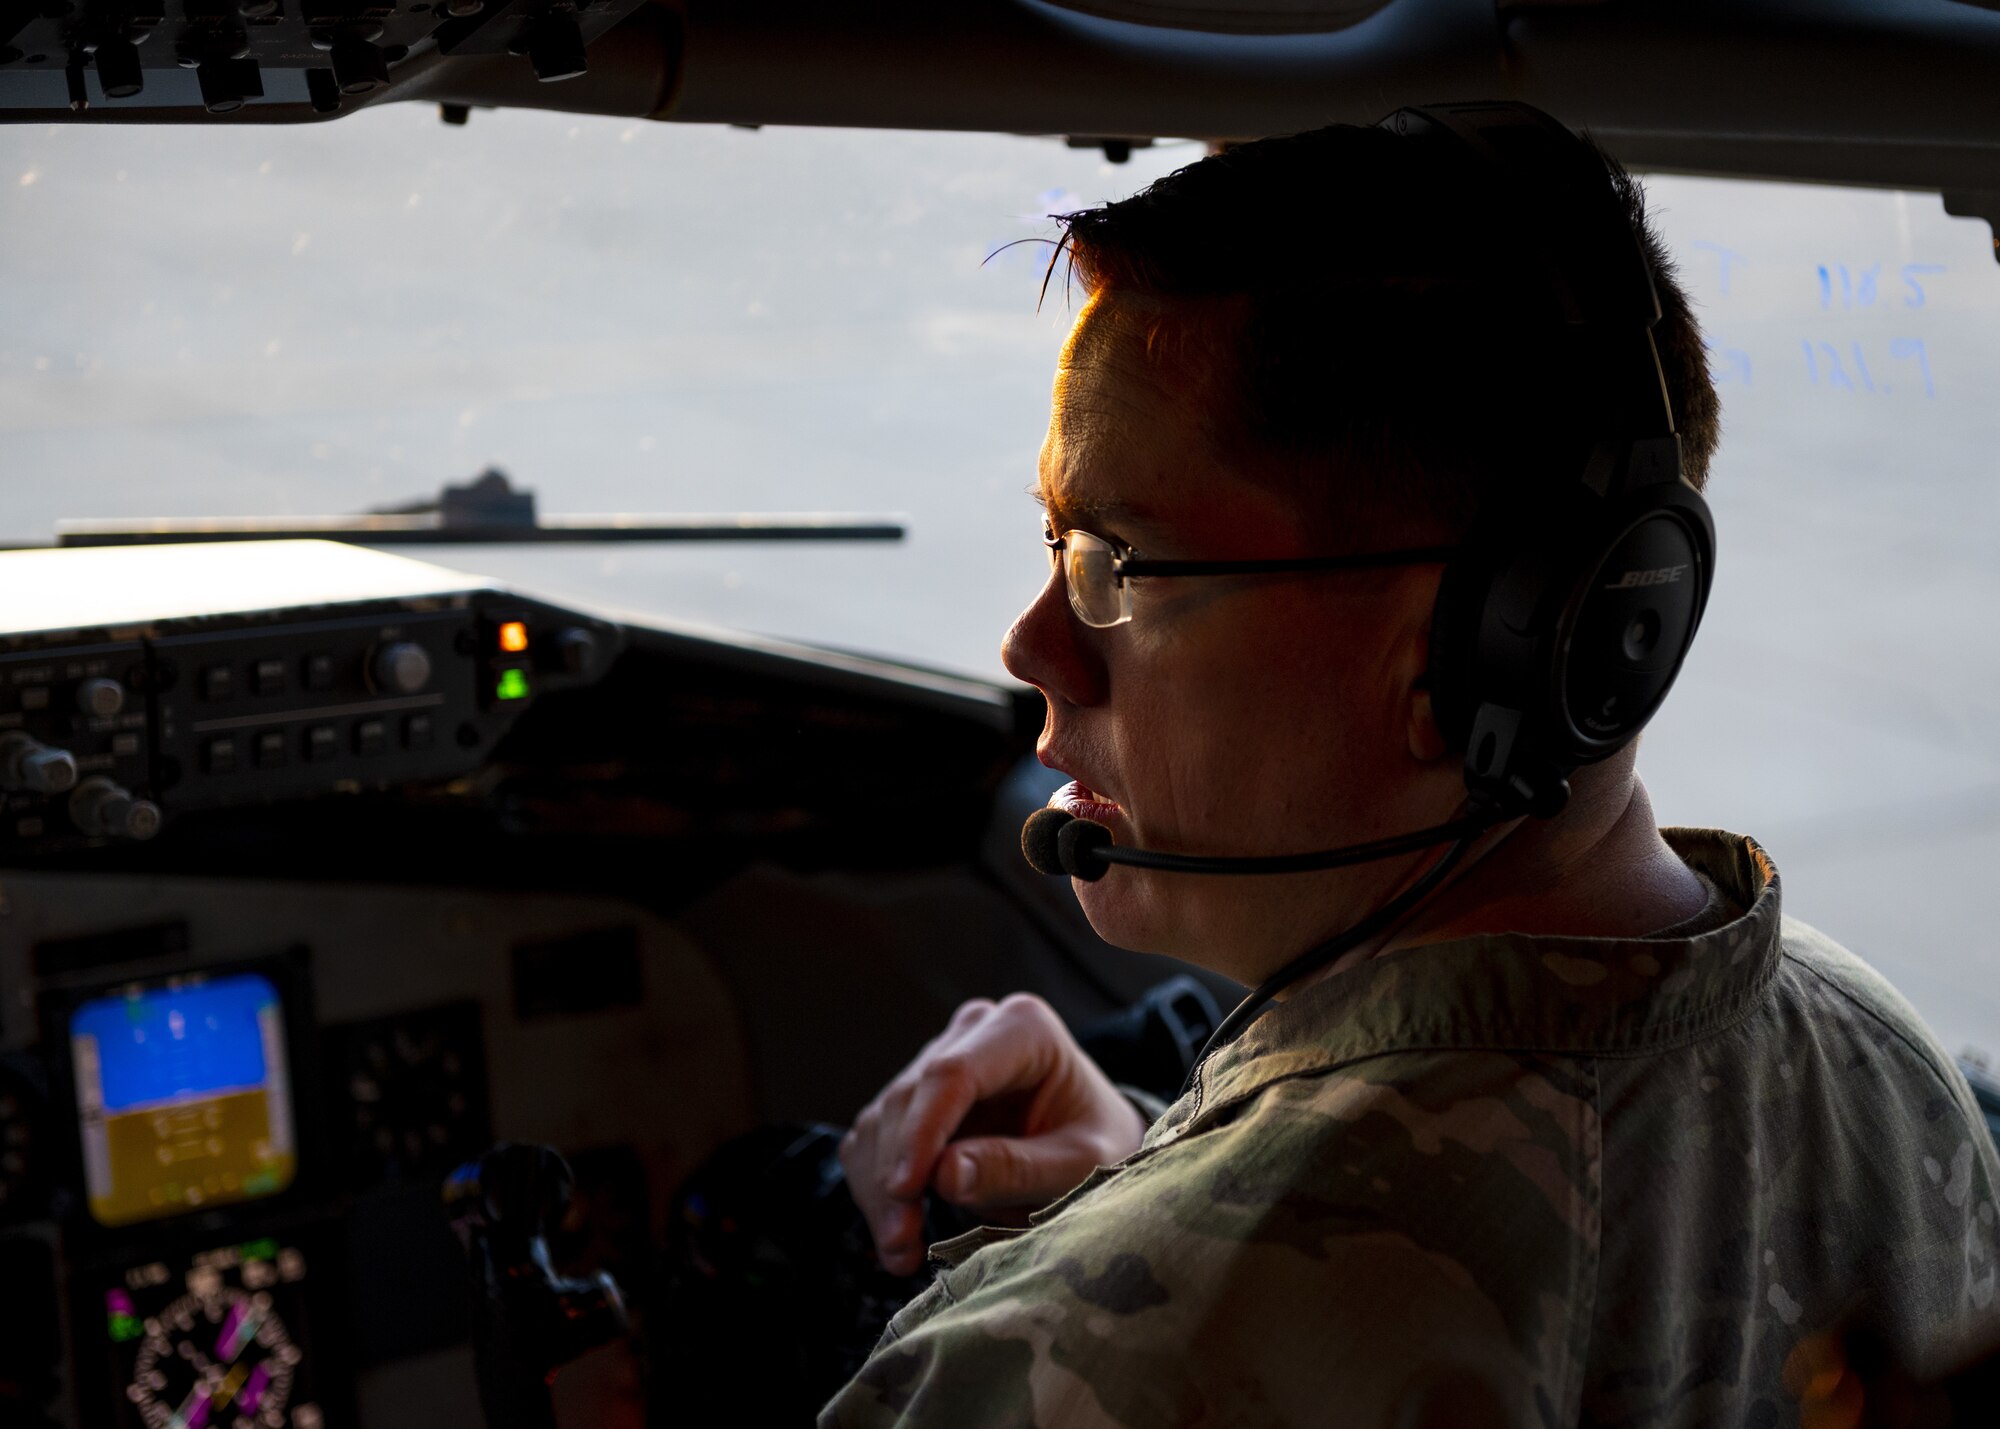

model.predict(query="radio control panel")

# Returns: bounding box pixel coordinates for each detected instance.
[0,541,621,852]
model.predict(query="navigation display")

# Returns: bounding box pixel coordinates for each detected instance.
[101,1234,326,1429]
[70,973,297,1227]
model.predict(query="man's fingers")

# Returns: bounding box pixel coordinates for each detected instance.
[846,994,1081,1269]
[933,1131,1106,1212]
[870,1199,924,1274]
[886,1059,981,1196]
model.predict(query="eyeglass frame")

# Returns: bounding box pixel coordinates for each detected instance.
[1043,525,1461,629]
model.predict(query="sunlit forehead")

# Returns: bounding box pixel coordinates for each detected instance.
[1038,294,1191,551]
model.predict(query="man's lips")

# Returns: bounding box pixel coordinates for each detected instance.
[1050,779,1123,823]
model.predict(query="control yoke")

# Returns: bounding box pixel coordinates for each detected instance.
[444,1143,630,1429]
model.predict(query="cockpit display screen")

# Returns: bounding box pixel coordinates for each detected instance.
[70,973,298,1227]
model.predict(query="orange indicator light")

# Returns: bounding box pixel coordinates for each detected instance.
[498,621,530,653]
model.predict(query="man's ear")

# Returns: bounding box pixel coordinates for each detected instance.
[1408,682,1450,763]
[1406,609,1450,764]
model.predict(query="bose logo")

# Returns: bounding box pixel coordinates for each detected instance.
[1606,565,1688,590]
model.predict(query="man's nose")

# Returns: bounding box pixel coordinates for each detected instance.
[1001,569,1107,708]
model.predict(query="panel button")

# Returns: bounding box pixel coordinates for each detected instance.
[353,718,386,756]
[254,658,287,696]
[403,713,433,750]
[110,732,141,758]
[204,736,238,774]
[303,652,337,691]
[305,724,338,762]
[255,730,287,768]
[17,687,48,712]
[201,665,235,702]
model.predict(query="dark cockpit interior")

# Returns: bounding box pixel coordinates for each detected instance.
[7,2,2000,1426]
[0,535,1200,1426]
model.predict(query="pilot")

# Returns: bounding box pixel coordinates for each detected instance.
[820,109,2000,1426]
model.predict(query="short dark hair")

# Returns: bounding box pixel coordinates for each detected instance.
[1048,123,1720,545]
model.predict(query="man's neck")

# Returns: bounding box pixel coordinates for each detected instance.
[1376,768,1711,957]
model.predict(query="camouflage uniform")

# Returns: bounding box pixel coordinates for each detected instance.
[821,829,2000,1427]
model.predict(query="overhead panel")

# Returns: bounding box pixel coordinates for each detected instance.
[0,0,672,119]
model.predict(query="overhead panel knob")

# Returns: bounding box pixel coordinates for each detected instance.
[93,38,145,98]
[525,15,586,82]
[0,733,79,794]
[371,641,432,695]
[195,56,261,113]
[306,66,340,112]
[69,777,161,840]
[330,36,389,94]
[76,677,126,718]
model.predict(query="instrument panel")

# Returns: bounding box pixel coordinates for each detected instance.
[0,540,634,1429]
[0,538,1147,1429]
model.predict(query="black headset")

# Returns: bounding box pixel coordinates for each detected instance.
[1382,101,1716,820]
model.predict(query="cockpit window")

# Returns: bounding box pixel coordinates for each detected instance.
[1631,175,2000,1067]
[1,113,1190,674]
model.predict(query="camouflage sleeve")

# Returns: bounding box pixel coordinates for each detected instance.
[820,1050,1598,1428]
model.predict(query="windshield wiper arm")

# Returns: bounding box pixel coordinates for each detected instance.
[46,469,906,548]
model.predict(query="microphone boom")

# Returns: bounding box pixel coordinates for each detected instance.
[1019,805,1504,881]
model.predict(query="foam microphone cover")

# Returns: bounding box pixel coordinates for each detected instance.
[1056,817,1113,882]
[1021,806,1073,877]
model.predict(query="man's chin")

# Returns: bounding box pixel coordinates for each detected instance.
[1074,868,1283,990]
[1075,871,1217,964]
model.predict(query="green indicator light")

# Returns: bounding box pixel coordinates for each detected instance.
[239,1237,279,1262]
[496,668,531,701]
[108,1313,142,1343]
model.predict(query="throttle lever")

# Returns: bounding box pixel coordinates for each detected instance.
[444,1142,630,1429]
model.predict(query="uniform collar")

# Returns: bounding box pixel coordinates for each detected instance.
[1152,828,1782,1143]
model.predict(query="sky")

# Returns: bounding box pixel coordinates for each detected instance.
[4,109,2000,1057]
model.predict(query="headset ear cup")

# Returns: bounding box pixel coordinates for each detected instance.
[1424,549,1489,757]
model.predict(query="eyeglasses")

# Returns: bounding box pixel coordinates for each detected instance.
[1043,525,1461,629]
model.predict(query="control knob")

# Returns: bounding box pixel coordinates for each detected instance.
[75,677,126,719]
[0,734,78,795]
[554,627,597,678]
[371,641,433,695]
[93,38,145,99]
[69,777,161,840]
[523,14,587,81]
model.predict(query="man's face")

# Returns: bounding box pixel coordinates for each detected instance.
[1000,293,1460,984]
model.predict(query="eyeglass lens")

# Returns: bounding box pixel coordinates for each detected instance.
[1060,530,1126,628]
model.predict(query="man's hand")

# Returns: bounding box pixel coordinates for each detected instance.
[840,993,1148,1276]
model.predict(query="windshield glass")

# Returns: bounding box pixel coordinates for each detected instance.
[1,114,1190,675]
[4,114,1999,1059]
